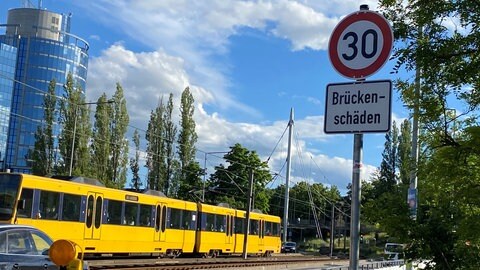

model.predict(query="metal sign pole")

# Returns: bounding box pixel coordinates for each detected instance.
[349,133,363,269]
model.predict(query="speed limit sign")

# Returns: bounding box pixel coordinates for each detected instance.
[328,10,393,79]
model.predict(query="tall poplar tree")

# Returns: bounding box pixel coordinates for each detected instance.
[130,129,141,190]
[397,119,412,186]
[32,79,57,176]
[146,99,166,191]
[176,87,203,199]
[177,87,197,171]
[58,73,90,175]
[108,83,129,188]
[378,121,399,192]
[163,94,177,195]
[91,93,111,183]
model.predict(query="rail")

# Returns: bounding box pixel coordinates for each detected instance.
[86,256,340,270]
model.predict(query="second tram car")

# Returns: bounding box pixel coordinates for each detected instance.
[0,173,281,257]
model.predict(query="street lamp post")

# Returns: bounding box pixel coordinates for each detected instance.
[202,151,229,202]
[69,100,113,176]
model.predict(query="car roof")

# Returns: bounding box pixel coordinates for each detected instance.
[0,224,38,233]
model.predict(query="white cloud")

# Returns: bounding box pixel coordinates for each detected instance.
[77,0,372,116]
[80,1,385,191]
[89,34,101,41]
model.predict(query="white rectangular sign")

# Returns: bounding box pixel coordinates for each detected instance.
[324,80,392,134]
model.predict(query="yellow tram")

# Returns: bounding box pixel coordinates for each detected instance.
[0,173,281,257]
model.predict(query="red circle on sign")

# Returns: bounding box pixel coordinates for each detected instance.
[328,10,393,79]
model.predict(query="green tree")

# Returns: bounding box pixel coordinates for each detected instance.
[58,73,90,175]
[108,83,129,188]
[410,127,480,269]
[163,94,177,195]
[129,129,142,190]
[205,143,272,212]
[176,161,204,201]
[146,99,166,191]
[267,184,285,218]
[362,121,412,241]
[32,79,57,176]
[176,87,203,199]
[377,1,480,267]
[91,93,111,182]
[177,87,198,171]
[371,121,400,199]
[397,119,412,186]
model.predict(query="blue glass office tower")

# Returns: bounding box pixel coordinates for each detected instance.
[0,41,17,171]
[0,8,89,172]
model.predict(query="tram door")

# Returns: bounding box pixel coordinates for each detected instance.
[259,219,265,246]
[154,203,167,242]
[225,213,234,245]
[84,192,103,239]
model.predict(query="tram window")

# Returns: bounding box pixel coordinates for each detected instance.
[124,202,138,226]
[39,191,59,220]
[272,222,280,236]
[86,195,94,228]
[17,188,33,218]
[155,205,160,231]
[249,219,259,235]
[264,221,271,236]
[215,215,225,232]
[61,194,81,222]
[161,206,167,232]
[106,200,122,225]
[202,213,215,231]
[168,208,182,229]
[182,210,195,230]
[95,196,102,228]
[235,217,244,234]
[139,204,151,227]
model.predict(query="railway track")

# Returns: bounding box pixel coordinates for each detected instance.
[87,255,345,270]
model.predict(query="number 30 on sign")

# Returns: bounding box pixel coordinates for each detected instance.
[328,10,393,79]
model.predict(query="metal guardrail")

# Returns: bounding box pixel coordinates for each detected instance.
[322,260,405,270]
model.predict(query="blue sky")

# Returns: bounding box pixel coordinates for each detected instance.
[1,0,411,193]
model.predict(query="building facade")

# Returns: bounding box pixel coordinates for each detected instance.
[0,7,89,172]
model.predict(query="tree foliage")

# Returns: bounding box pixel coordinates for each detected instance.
[108,83,129,188]
[176,87,202,200]
[372,1,480,267]
[362,121,413,246]
[205,143,272,212]
[146,98,166,191]
[32,79,57,176]
[58,73,91,176]
[129,129,141,190]
[163,94,177,196]
[177,87,198,172]
[91,93,111,182]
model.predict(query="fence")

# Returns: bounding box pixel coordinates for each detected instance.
[321,260,405,270]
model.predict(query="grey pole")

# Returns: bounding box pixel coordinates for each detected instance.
[349,133,363,269]
[409,25,422,220]
[243,169,254,259]
[203,152,207,202]
[330,203,335,257]
[68,105,78,176]
[348,6,368,269]
[283,108,294,243]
